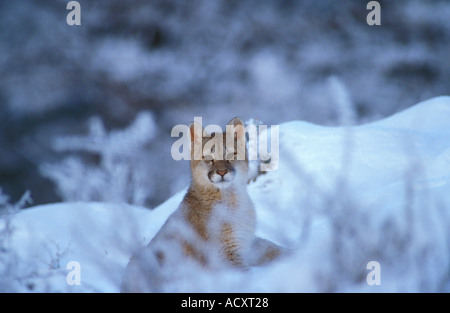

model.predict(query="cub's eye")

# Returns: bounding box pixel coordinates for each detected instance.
[203,155,214,163]
[225,152,235,161]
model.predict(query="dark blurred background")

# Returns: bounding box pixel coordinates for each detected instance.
[0,0,449,208]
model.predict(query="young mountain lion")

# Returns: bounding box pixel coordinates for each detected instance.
[121,117,284,292]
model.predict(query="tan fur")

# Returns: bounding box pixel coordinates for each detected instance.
[121,117,285,292]
[220,222,244,267]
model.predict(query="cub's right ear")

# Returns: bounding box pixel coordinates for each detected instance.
[189,121,203,160]
[189,121,203,144]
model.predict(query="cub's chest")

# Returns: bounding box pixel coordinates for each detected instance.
[208,202,256,241]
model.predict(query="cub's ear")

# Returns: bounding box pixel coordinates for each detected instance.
[228,117,244,127]
[189,121,203,144]
[190,121,204,161]
[227,117,245,140]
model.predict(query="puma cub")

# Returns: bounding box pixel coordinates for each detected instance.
[121,118,283,292]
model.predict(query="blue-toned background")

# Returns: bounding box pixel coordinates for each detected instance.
[1,0,449,207]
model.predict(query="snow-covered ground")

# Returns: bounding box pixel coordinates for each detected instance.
[2,96,450,292]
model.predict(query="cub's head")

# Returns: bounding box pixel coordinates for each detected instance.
[189,117,248,189]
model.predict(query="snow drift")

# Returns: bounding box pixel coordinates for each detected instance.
[3,96,450,292]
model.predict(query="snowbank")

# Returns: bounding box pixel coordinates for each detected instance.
[4,96,450,292]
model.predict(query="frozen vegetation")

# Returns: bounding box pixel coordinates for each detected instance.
[0,0,449,292]
[1,96,450,292]
[0,0,449,206]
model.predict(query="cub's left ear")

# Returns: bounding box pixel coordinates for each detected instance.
[228,117,244,127]
[227,117,245,140]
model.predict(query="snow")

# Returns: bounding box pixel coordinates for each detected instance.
[39,112,157,206]
[3,96,450,292]
[4,197,183,292]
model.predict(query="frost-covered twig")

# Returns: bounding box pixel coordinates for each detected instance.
[40,112,156,205]
[0,189,33,292]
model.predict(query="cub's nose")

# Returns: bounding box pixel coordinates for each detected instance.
[216,169,228,177]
